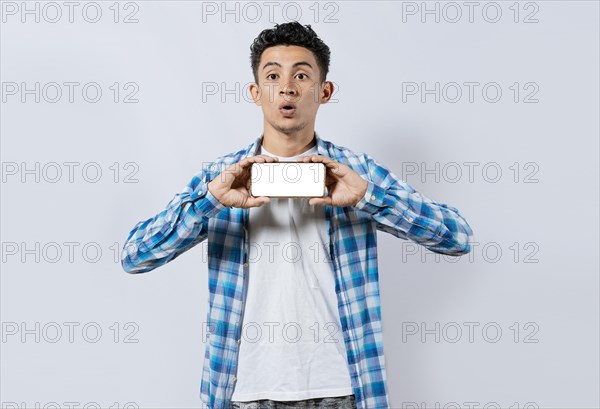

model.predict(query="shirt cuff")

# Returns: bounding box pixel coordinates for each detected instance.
[192,187,226,219]
[354,180,386,214]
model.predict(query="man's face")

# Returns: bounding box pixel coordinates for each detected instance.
[250,45,333,136]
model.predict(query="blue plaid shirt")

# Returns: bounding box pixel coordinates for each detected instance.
[121,132,474,409]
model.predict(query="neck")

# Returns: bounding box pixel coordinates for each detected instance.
[261,127,317,157]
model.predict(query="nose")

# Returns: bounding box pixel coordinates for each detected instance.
[279,81,300,104]
[280,83,298,96]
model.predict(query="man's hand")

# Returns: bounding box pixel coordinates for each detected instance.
[208,155,278,208]
[298,155,368,207]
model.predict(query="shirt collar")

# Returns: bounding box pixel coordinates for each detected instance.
[244,131,330,158]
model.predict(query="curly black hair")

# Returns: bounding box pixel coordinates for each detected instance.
[250,21,331,85]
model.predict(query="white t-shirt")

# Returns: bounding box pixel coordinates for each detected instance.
[231,143,354,402]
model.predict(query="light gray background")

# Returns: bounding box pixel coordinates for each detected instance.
[1,1,599,408]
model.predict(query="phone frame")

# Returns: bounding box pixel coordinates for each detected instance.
[249,161,327,198]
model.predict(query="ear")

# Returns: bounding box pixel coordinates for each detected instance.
[320,81,335,104]
[249,82,262,106]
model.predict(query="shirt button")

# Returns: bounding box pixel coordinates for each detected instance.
[236,339,241,344]
[231,375,237,382]
[243,262,248,268]
[407,217,414,223]
[370,194,376,200]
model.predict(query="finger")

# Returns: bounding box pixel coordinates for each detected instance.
[308,196,333,206]
[238,155,275,168]
[298,154,334,164]
[244,196,271,208]
[251,154,279,162]
[240,155,280,173]
[218,155,279,187]
[299,155,344,175]
[246,155,279,183]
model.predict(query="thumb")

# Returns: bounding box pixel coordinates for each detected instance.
[244,196,271,208]
[308,196,333,206]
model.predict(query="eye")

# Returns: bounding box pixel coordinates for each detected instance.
[296,73,308,80]
[266,73,278,80]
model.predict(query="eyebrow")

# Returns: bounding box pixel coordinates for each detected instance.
[262,61,314,72]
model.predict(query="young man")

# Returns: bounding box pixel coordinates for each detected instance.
[121,22,473,409]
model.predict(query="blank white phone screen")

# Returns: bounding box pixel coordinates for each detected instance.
[250,162,326,198]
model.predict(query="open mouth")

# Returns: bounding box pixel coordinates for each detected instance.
[279,105,296,116]
[278,102,297,117]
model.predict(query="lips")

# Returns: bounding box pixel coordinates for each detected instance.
[278,101,297,110]
[278,101,297,117]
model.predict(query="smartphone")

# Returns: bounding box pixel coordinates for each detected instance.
[250,162,326,198]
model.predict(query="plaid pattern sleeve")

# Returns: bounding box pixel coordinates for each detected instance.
[354,153,474,255]
[121,166,226,274]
